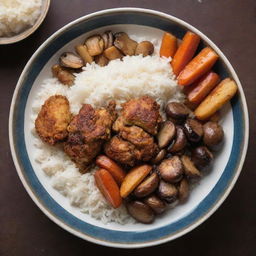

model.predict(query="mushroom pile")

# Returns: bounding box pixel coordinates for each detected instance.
[94,100,224,224]
[51,31,155,86]
[120,102,224,223]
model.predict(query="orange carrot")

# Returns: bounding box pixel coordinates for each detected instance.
[160,32,177,58]
[96,155,126,186]
[187,71,220,104]
[178,47,219,86]
[171,31,200,76]
[94,169,122,208]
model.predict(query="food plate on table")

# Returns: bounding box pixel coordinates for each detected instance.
[9,8,249,248]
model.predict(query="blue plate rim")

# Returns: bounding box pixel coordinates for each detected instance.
[8,8,249,248]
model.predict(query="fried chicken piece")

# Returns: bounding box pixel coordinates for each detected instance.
[64,101,116,171]
[104,136,138,167]
[35,95,71,145]
[119,126,158,162]
[64,132,102,173]
[67,102,115,142]
[105,126,158,166]
[113,96,162,135]
[109,96,161,166]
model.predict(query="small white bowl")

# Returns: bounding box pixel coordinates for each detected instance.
[0,0,50,45]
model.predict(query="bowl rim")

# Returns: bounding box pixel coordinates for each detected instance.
[0,0,51,45]
[8,7,249,248]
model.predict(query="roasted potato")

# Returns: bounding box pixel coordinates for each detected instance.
[194,78,238,120]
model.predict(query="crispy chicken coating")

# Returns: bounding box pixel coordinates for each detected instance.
[35,95,71,145]
[107,96,161,166]
[67,102,116,142]
[113,96,162,135]
[64,133,102,173]
[104,136,137,167]
[64,101,116,171]
[105,126,158,166]
[119,126,158,162]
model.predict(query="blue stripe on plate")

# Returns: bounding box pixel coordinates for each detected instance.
[13,11,245,244]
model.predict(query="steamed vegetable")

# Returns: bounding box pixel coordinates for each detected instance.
[143,195,166,214]
[96,155,126,186]
[85,35,104,56]
[194,78,238,120]
[160,32,177,58]
[157,121,176,148]
[203,121,224,146]
[187,71,220,104]
[178,178,189,202]
[60,52,83,69]
[181,155,201,179]
[165,102,190,120]
[103,46,123,60]
[134,172,159,198]
[75,44,94,64]
[114,32,138,56]
[178,47,219,86]
[126,201,155,224]
[191,146,213,168]
[135,41,154,56]
[157,180,178,203]
[171,31,200,76]
[51,64,75,86]
[95,54,109,67]
[158,156,184,183]
[94,169,122,208]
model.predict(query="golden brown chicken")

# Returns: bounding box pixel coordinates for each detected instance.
[105,96,160,166]
[104,126,158,166]
[119,125,158,162]
[64,101,116,172]
[113,96,162,135]
[35,95,71,145]
[104,136,137,167]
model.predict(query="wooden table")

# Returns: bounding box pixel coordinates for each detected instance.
[1,0,255,255]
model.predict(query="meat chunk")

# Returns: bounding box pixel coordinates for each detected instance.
[109,96,161,166]
[64,101,116,171]
[67,102,116,142]
[113,96,162,135]
[105,126,158,166]
[35,95,71,145]
[119,126,158,162]
[64,133,102,172]
[104,136,137,166]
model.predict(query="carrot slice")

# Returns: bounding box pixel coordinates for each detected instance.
[171,31,200,76]
[96,155,126,186]
[187,71,220,104]
[160,32,177,58]
[94,169,122,208]
[178,47,219,86]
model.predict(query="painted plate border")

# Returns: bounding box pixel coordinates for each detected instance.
[9,8,249,248]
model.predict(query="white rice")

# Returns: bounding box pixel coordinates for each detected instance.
[31,52,184,224]
[68,55,183,114]
[0,0,42,37]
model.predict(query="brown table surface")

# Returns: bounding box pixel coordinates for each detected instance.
[1,0,255,255]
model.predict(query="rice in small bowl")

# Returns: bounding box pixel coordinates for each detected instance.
[0,0,50,44]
